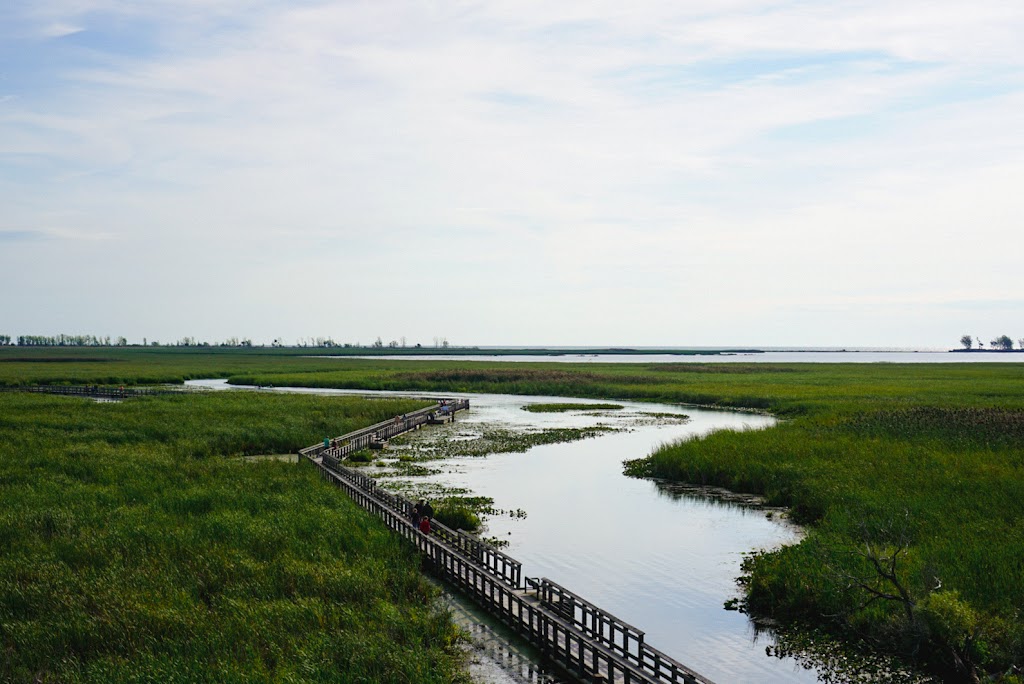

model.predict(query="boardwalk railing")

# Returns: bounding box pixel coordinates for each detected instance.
[309,456,675,683]
[1,385,177,399]
[300,400,716,684]
[300,399,469,463]
[534,577,646,657]
[328,457,524,588]
[532,578,710,683]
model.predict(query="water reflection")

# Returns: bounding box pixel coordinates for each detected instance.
[377,393,821,683]
[443,589,561,684]
[756,624,939,684]
[651,479,790,516]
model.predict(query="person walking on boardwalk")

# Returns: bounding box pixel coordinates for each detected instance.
[419,515,431,535]
[422,500,434,521]
[411,501,422,529]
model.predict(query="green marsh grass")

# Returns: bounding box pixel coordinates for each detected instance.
[3,347,1024,679]
[0,390,468,683]
[431,500,482,533]
[388,425,619,460]
[523,402,624,412]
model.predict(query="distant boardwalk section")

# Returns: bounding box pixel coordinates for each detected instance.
[1,384,178,399]
[300,399,716,684]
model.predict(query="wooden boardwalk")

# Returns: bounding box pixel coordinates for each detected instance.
[300,399,717,684]
[1,384,177,399]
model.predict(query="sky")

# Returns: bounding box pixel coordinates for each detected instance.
[2,1,1023,348]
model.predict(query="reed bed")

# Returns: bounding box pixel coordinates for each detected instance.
[3,347,1024,680]
[522,403,624,412]
[0,390,467,683]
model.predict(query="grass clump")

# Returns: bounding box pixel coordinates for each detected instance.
[346,448,375,463]
[432,500,482,532]
[523,402,624,413]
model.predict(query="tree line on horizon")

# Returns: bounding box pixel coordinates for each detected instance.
[6,333,1023,351]
[959,334,1023,351]
[0,334,456,349]
[3,334,128,347]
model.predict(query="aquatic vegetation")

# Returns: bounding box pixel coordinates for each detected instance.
[363,476,496,534]
[378,460,440,477]
[522,402,624,412]
[627,412,691,426]
[481,536,510,549]
[390,425,620,460]
[432,499,482,532]
[346,448,375,463]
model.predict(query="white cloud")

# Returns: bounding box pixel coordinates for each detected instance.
[1,0,1022,345]
[40,22,83,38]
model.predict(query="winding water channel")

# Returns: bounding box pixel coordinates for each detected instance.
[188,380,820,682]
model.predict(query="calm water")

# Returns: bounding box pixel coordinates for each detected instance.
[343,350,1022,363]
[189,380,822,682]
[385,392,818,683]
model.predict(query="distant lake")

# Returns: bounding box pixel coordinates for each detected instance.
[337,351,1022,364]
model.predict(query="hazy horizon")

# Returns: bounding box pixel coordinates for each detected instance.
[2,331,1007,350]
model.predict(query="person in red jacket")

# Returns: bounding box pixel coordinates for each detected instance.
[419,515,431,535]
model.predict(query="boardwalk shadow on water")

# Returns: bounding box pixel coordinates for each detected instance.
[443,589,563,684]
